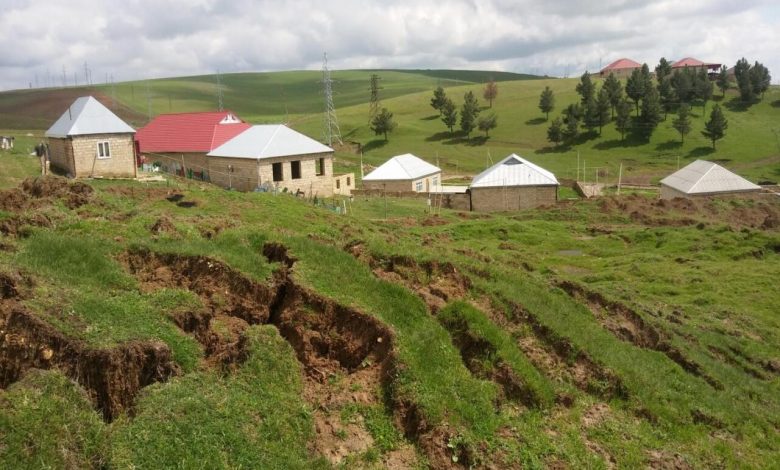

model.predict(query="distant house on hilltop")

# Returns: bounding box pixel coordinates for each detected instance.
[469,154,559,212]
[362,153,441,192]
[671,57,721,78]
[598,58,642,79]
[45,96,137,178]
[659,160,760,200]
[136,112,339,196]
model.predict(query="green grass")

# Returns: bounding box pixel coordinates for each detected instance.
[110,325,325,469]
[0,370,106,469]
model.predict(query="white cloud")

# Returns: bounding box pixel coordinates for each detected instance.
[0,0,777,90]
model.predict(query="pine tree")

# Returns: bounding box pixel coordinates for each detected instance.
[749,61,771,99]
[441,98,457,135]
[655,58,672,83]
[672,104,692,144]
[547,117,563,146]
[696,68,714,114]
[430,86,447,115]
[626,68,645,116]
[576,71,595,105]
[716,65,730,97]
[615,98,632,141]
[370,108,396,141]
[460,91,480,138]
[478,113,497,137]
[734,58,753,102]
[658,78,674,119]
[539,86,555,120]
[702,104,727,149]
[562,103,582,143]
[640,84,662,139]
[603,72,623,119]
[483,79,498,108]
[596,87,611,135]
[582,96,599,135]
[670,68,693,104]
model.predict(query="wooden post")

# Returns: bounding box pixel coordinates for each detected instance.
[617,163,623,195]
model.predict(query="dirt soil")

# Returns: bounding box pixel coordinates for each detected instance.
[598,194,780,230]
[0,273,178,421]
[0,176,94,212]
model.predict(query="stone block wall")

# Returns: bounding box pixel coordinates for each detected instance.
[470,185,557,212]
[49,134,136,178]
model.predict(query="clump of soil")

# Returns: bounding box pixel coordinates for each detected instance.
[0,213,53,237]
[556,280,722,390]
[149,216,177,236]
[0,295,178,421]
[0,176,93,211]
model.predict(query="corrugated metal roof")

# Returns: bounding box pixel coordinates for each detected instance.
[660,160,760,194]
[470,154,559,188]
[363,154,441,181]
[672,57,704,67]
[45,96,135,138]
[135,111,250,153]
[207,125,333,159]
[601,58,641,72]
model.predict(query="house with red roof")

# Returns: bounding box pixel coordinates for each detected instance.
[135,111,338,196]
[598,58,641,79]
[671,57,721,79]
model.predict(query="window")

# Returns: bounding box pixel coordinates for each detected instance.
[97,141,111,159]
[291,161,301,179]
[272,162,283,182]
[336,179,341,189]
[346,176,351,186]
[432,176,439,186]
[415,181,423,192]
[316,157,325,176]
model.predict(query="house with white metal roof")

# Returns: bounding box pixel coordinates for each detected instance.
[469,154,559,211]
[362,153,441,192]
[205,124,336,196]
[45,96,137,178]
[659,160,761,200]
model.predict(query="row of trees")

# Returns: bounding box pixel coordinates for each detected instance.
[733,58,771,102]
[431,86,498,138]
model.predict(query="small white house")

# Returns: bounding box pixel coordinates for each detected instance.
[660,160,761,199]
[469,154,559,212]
[362,153,441,192]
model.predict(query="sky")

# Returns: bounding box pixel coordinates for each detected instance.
[1,0,778,91]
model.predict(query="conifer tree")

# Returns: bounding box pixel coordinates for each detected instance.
[539,86,555,120]
[672,104,692,143]
[702,104,728,149]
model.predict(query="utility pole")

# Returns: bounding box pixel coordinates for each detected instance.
[62,65,67,87]
[321,52,342,146]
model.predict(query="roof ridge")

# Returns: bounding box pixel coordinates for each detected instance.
[258,125,282,158]
[687,161,716,192]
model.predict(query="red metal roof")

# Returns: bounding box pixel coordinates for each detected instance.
[135,111,251,153]
[672,57,705,68]
[601,58,641,72]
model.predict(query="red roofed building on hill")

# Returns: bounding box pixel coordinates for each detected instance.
[598,58,642,79]
[671,57,721,78]
[135,111,250,178]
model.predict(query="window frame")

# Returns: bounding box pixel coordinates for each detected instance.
[316,157,325,176]
[291,160,302,180]
[96,141,111,159]
[272,162,283,182]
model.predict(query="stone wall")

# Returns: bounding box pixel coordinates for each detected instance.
[333,173,355,196]
[470,185,558,212]
[362,172,441,192]
[48,138,75,175]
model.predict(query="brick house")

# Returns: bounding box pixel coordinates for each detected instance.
[659,160,760,200]
[597,58,642,79]
[135,111,251,178]
[206,125,335,196]
[362,153,441,192]
[469,154,559,212]
[45,96,137,178]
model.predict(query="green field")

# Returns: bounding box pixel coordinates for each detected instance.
[0,168,778,468]
[1,69,777,184]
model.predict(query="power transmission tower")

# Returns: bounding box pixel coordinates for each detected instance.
[321,52,342,146]
[368,73,382,123]
[216,70,224,111]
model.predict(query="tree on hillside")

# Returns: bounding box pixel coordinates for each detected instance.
[615,98,632,141]
[596,87,611,135]
[749,61,771,99]
[539,86,555,120]
[672,104,692,144]
[460,91,480,138]
[441,98,458,135]
[603,72,623,118]
[370,107,396,141]
[734,58,753,102]
[626,68,646,115]
[658,77,674,119]
[640,83,662,139]
[547,117,563,146]
[640,64,653,94]
[670,68,694,103]
[562,103,582,143]
[696,68,714,114]
[582,96,599,135]
[576,72,595,105]
[716,65,730,97]
[478,113,498,137]
[430,86,447,115]
[702,104,727,149]
[483,79,498,108]
[655,58,672,83]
